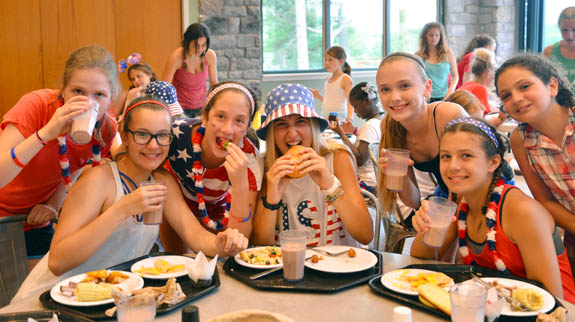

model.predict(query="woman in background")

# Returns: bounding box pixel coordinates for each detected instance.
[544,7,575,89]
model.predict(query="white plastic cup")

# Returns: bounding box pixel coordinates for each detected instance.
[139,181,166,225]
[70,100,99,144]
[384,148,410,192]
[116,293,156,322]
[392,306,412,322]
[423,196,457,248]
[279,230,307,282]
[450,283,487,322]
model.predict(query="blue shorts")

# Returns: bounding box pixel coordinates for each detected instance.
[24,223,54,258]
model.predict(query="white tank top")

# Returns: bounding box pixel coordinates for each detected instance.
[278,151,358,247]
[12,161,158,302]
[322,73,348,119]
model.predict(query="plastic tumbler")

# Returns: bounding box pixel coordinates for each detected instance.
[70,100,99,144]
[423,196,457,248]
[139,181,166,225]
[384,148,410,192]
[279,230,307,282]
[450,283,487,322]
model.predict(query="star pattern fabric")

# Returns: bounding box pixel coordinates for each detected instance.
[146,81,184,116]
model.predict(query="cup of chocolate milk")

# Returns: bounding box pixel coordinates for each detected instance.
[70,100,100,144]
[139,181,166,225]
[423,196,457,248]
[384,148,410,192]
[279,230,307,282]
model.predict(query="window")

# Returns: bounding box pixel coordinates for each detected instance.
[262,0,440,73]
[542,0,573,48]
[518,0,572,52]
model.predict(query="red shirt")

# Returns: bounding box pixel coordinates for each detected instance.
[0,89,117,230]
[456,52,474,89]
[460,81,491,114]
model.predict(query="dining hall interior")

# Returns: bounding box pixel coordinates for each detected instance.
[1,0,575,321]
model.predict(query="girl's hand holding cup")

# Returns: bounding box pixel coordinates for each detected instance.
[379,148,411,192]
[117,181,167,220]
[42,95,91,142]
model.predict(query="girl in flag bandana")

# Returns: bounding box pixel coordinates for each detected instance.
[161,81,263,253]
[12,96,248,302]
[411,117,575,303]
[251,83,373,247]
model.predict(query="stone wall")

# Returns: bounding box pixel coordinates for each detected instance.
[444,0,516,62]
[199,0,262,98]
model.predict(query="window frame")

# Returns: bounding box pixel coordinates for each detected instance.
[261,0,444,75]
[517,0,544,52]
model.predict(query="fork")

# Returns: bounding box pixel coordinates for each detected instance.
[311,248,350,257]
[470,274,531,312]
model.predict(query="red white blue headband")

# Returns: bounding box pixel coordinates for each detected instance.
[205,83,255,117]
[118,52,142,73]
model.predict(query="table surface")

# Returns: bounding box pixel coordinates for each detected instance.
[1,252,573,321]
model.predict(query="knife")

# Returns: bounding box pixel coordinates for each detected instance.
[470,273,531,312]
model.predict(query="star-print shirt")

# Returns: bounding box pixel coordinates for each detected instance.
[166,118,263,224]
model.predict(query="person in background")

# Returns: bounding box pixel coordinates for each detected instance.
[415,22,458,102]
[446,89,505,128]
[456,34,496,89]
[160,81,262,253]
[376,52,467,223]
[0,45,119,265]
[411,117,575,302]
[544,7,575,89]
[162,22,218,118]
[495,52,575,279]
[330,82,383,194]
[460,48,496,115]
[11,96,248,302]
[251,83,373,247]
[116,54,158,118]
[311,46,354,122]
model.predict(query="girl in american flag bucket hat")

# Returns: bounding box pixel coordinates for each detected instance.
[251,83,373,247]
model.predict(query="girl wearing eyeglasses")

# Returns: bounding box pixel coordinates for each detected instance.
[12,96,248,301]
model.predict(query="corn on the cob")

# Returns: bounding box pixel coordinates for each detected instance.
[75,282,114,302]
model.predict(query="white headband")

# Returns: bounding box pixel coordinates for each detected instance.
[205,83,255,116]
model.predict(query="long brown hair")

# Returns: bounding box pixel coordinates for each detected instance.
[416,22,449,61]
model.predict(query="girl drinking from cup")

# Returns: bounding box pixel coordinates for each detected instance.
[410,117,575,302]
[12,96,248,301]
[330,82,383,194]
[376,52,466,227]
[0,45,119,261]
[495,53,575,279]
[311,46,354,121]
[251,83,373,247]
[160,81,262,253]
[116,54,158,117]
[415,22,458,102]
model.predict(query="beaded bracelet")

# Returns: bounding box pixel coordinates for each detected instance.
[10,147,26,168]
[229,210,252,223]
[261,195,282,210]
[325,187,345,204]
[35,131,47,146]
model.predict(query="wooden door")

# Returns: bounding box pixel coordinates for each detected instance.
[0,0,181,118]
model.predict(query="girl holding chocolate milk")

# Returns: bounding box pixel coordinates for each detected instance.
[160,81,263,253]
[0,45,119,260]
[251,83,373,247]
[376,52,466,227]
[410,117,575,302]
[12,96,248,302]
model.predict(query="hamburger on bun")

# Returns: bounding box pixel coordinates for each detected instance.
[286,145,306,178]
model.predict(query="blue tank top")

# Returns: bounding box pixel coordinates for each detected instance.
[424,60,451,98]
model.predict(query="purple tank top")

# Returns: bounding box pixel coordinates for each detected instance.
[172,56,209,111]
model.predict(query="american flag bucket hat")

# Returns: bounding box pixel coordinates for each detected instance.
[256,83,328,140]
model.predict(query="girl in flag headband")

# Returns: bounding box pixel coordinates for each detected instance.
[161,81,263,253]
[13,96,248,301]
[251,83,373,247]
[410,117,575,302]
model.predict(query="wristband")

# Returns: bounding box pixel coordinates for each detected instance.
[353,127,359,136]
[230,209,252,223]
[320,175,341,196]
[261,195,282,210]
[35,131,47,146]
[10,147,26,168]
[325,187,345,204]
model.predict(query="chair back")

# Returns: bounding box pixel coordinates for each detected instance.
[368,142,379,177]
[360,188,382,251]
[0,215,28,306]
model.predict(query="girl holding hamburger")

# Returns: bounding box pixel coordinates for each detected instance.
[251,83,373,247]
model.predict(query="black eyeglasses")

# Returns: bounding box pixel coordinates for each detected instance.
[126,129,173,146]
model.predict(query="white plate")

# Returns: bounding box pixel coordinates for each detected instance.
[480,277,555,317]
[130,255,192,279]
[380,268,454,296]
[50,271,143,307]
[304,246,378,273]
[234,246,283,269]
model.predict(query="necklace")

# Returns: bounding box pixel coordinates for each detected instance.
[457,178,509,274]
[57,135,101,190]
[191,126,231,230]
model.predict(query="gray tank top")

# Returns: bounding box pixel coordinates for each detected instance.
[12,161,158,302]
